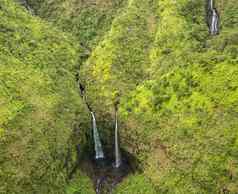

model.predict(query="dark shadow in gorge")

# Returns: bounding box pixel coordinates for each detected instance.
[67,127,140,193]
[70,111,140,194]
[78,145,139,194]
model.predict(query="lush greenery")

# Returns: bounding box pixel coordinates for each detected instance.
[26,0,126,49]
[66,172,95,194]
[113,174,157,194]
[1,0,238,193]
[82,0,238,193]
[0,1,85,193]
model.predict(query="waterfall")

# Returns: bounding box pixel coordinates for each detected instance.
[90,112,105,160]
[210,9,219,35]
[76,79,104,160]
[207,0,219,35]
[114,110,122,168]
[209,0,213,10]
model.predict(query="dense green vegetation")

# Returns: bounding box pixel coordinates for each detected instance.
[82,0,238,193]
[113,174,157,194]
[0,1,89,193]
[66,172,95,194]
[1,0,238,193]
[26,0,126,49]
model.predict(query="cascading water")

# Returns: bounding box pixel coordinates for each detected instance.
[114,110,122,168]
[210,9,219,35]
[90,112,105,160]
[209,0,213,10]
[76,77,104,160]
[76,81,131,193]
[207,0,219,35]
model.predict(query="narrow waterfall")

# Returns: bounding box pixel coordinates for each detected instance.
[76,77,104,160]
[90,112,105,160]
[209,0,213,10]
[114,108,122,168]
[210,9,219,35]
[207,0,219,35]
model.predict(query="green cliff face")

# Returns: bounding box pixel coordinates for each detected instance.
[1,0,238,193]
[26,0,126,49]
[81,0,238,193]
[0,1,87,193]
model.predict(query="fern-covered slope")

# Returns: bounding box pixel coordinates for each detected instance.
[25,0,126,49]
[82,0,238,193]
[0,1,87,193]
[2,0,238,193]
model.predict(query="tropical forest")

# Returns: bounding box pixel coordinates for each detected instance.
[0,0,238,193]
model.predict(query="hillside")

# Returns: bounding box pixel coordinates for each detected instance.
[0,1,87,193]
[82,0,238,193]
[1,0,238,193]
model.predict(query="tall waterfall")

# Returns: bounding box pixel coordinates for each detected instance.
[209,0,213,10]
[114,110,122,168]
[90,112,104,160]
[207,0,219,35]
[210,9,219,35]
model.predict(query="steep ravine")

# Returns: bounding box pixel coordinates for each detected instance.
[68,83,142,194]
[3,0,238,193]
[0,1,83,193]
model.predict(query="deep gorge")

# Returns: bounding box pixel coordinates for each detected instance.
[0,0,238,193]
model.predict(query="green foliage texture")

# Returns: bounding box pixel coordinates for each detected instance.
[0,0,84,193]
[81,0,238,193]
[1,0,238,193]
